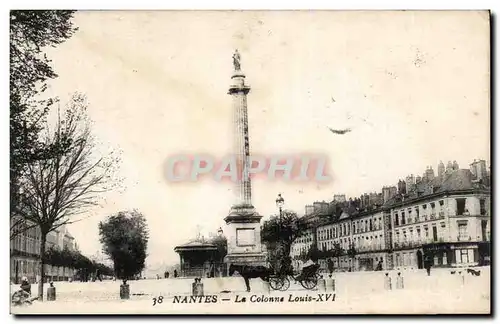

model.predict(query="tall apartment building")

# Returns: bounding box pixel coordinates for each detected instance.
[291,160,491,272]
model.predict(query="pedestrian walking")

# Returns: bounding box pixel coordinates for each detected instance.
[327,258,334,277]
[424,256,432,276]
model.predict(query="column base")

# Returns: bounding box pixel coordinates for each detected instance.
[224,252,268,267]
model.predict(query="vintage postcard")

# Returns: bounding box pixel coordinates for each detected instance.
[10,10,491,315]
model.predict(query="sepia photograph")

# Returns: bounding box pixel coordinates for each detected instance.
[9,9,491,315]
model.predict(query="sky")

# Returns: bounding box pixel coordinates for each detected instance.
[42,10,490,268]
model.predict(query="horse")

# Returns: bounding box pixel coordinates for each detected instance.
[228,264,273,292]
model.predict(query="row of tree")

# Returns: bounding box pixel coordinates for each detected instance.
[299,244,357,262]
[45,246,114,280]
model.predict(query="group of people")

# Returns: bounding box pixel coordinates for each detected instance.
[159,270,178,279]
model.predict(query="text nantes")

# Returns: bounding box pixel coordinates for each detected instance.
[173,295,218,303]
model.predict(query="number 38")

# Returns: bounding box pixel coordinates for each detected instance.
[152,296,164,306]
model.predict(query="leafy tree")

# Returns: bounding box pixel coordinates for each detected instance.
[99,210,149,285]
[45,246,63,267]
[331,242,345,266]
[261,210,307,272]
[346,242,356,259]
[305,245,321,261]
[44,246,113,281]
[209,235,227,263]
[14,94,120,300]
[94,262,114,277]
[10,10,77,228]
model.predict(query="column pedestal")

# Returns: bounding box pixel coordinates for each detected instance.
[224,204,267,267]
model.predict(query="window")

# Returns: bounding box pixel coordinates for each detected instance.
[480,199,487,216]
[401,212,406,225]
[369,219,373,231]
[456,198,466,216]
[432,225,438,242]
[439,200,444,206]
[481,220,488,241]
[458,223,468,240]
[415,207,420,218]
[394,213,399,226]
[459,249,470,263]
[416,228,421,241]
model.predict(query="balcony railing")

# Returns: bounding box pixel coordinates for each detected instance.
[393,237,443,249]
[356,244,384,252]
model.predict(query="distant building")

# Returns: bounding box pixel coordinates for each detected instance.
[438,161,445,178]
[333,194,346,203]
[423,166,435,182]
[405,175,415,193]
[470,159,488,182]
[382,186,398,204]
[304,204,314,215]
[446,161,454,174]
[398,180,407,195]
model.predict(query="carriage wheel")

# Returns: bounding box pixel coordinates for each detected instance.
[300,277,318,290]
[269,277,284,291]
[279,277,290,291]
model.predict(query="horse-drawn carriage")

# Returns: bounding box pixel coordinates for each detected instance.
[269,263,321,291]
[228,263,321,292]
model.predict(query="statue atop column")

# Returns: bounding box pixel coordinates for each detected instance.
[233,49,241,71]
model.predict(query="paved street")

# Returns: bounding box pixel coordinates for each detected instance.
[11,267,490,314]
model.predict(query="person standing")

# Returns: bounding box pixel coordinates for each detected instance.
[424,255,432,276]
[327,258,334,277]
[20,277,31,295]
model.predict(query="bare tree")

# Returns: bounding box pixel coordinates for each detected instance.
[14,93,120,300]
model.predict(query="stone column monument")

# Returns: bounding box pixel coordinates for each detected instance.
[223,50,267,269]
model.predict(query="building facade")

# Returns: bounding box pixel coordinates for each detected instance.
[10,218,42,284]
[10,220,78,284]
[290,161,491,273]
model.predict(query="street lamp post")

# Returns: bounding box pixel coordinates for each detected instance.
[275,194,285,238]
[216,227,224,277]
